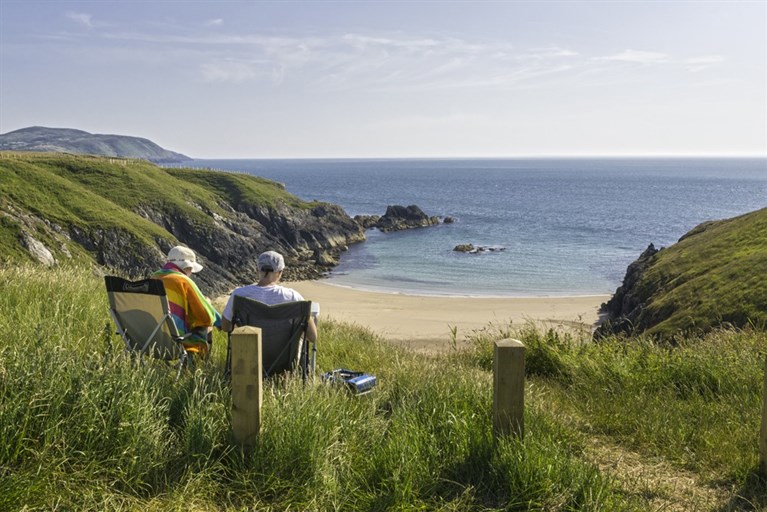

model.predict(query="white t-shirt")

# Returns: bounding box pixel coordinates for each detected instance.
[222,284,305,321]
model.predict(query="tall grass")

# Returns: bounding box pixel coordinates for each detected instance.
[463,322,767,486]
[3,265,763,510]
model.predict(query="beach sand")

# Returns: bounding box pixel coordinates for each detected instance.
[285,280,610,353]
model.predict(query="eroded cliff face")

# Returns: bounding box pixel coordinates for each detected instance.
[3,198,365,297]
[594,243,660,338]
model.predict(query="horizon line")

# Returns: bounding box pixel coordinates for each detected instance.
[188,153,767,160]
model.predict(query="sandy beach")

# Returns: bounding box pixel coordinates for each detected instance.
[285,280,610,353]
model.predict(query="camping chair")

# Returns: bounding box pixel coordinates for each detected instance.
[224,296,316,380]
[104,276,192,379]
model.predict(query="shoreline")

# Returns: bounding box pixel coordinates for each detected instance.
[285,280,611,353]
[311,278,612,300]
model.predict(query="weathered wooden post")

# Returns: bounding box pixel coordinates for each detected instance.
[230,326,263,450]
[493,339,526,439]
[759,354,767,474]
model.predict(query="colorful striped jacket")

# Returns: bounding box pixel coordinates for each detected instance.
[151,263,222,353]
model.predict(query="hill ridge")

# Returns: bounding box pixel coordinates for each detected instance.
[0,126,192,163]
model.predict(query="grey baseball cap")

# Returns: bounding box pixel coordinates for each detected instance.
[258,251,285,272]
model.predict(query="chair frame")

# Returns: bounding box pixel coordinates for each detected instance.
[105,276,192,379]
[224,296,314,380]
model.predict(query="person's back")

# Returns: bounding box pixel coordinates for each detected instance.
[225,282,303,306]
[222,251,317,342]
[152,246,222,355]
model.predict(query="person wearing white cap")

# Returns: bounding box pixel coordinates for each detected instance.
[151,245,222,357]
[221,250,317,342]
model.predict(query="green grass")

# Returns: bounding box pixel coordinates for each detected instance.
[463,323,766,486]
[1,265,765,510]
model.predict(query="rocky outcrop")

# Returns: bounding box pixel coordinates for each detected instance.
[354,214,381,230]
[355,205,440,233]
[594,243,660,338]
[453,244,505,254]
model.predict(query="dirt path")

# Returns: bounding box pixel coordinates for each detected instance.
[583,436,736,511]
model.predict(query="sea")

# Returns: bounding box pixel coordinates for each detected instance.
[179,158,767,298]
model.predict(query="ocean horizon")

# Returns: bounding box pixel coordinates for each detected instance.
[178,157,767,298]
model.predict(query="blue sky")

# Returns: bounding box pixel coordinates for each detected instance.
[1,1,765,158]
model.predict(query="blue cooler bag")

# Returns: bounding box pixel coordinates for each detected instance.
[322,368,377,395]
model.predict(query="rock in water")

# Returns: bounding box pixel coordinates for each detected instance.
[375,205,440,232]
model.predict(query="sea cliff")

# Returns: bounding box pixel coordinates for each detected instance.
[0,152,365,295]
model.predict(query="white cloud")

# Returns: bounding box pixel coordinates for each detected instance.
[522,47,579,59]
[41,19,721,93]
[66,12,94,28]
[201,60,260,83]
[685,55,725,72]
[598,49,670,64]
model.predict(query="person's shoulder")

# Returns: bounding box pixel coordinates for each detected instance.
[233,284,259,295]
[281,286,304,301]
[157,271,185,284]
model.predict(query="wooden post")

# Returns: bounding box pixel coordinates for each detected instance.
[760,354,767,475]
[230,326,263,449]
[493,339,525,439]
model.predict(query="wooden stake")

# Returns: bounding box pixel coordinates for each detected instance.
[230,326,263,449]
[493,339,525,439]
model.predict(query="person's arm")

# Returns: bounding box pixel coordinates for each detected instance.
[184,279,220,330]
[220,293,235,332]
[305,316,317,342]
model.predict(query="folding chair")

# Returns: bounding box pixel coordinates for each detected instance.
[104,276,192,379]
[224,296,316,380]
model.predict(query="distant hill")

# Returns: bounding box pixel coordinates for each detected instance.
[0,152,364,295]
[0,126,192,163]
[596,207,767,339]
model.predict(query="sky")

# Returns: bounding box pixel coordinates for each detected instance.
[1,1,765,159]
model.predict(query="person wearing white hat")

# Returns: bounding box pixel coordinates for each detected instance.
[151,245,222,356]
[221,250,317,342]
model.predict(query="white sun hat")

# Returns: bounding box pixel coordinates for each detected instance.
[167,245,204,273]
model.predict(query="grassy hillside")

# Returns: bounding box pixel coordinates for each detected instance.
[603,207,767,338]
[1,265,765,510]
[0,152,359,294]
[0,153,175,263]
[0,152,307,246]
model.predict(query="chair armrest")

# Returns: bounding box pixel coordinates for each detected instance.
[311,302,320,320]
[174,332,195,342]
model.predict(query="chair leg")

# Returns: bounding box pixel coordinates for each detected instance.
[224,335,232,383]
[311,339,317,382]
[102,323,113,362]
[176,352,189,380]
[300,338,309,382]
